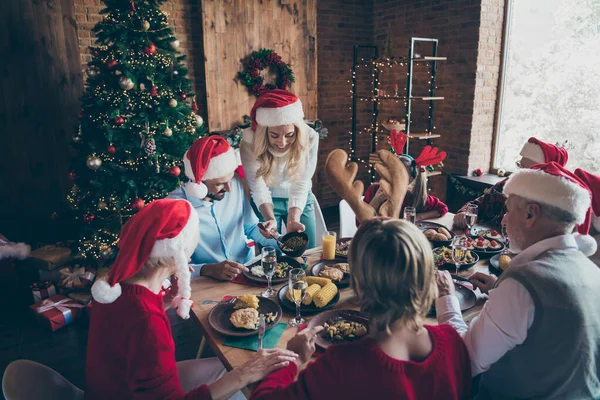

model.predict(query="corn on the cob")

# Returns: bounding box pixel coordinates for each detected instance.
[234,295,259,310]
[306,276,331,287]
[313,282,338,308]
[302,284,322,305]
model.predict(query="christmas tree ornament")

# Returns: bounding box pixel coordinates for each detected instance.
[115,116,125,126]
[84,214,95,223]
[68,171,77,181]
[92,49,100,57]
[139,83,146,91]
[114,70,122,76]
[168,98,177,108]
[86,155,102,170]
[106,59,118,69]
[77,110,83,118]
[131,198,145,211]
[170,39,180,50]
[98,200,108,210]
[194,114,203,127]
[142,20,150,31]
[191,99,199,112]
[151,86,158,96]
[86,66,100,79]
[180,92,187,100]
[155,162,160,173]
[107,145,117,154]
[473,168,483,177]
[130,1,136,11]
[144,42,157,55]
[119,76,134,90]
[99,246,113,259]
[162,127,173,137]
[72,135,82,143]
[169,165,181,177]
[497,169,506,177]
[173,70,179,76]
[143,137,156,156]
[187,125,196,134]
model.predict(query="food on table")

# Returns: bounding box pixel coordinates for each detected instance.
[489,240,502,249]
[282,236,308,252]
[437,227,452,240]
[233,295,259,310]
[306,276,332,287]
[250,261,292,279]
[230,308,259,329]
[464,237,475,249]
[314,282,339,308]
[335,240,351,257]
[265,312,278,324]
[499,255,512,271]
[486,230,502,239]
[323,320,368,342]
[319,266,344,282]
[423,229,436,239]
[333,262,350,274]
[302,284,322,305]
[250,265,265,277]
[434,246,475,266]
[424,228,451,242]
[473,236,490,249]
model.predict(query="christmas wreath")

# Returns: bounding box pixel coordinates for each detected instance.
[238,49,295,97]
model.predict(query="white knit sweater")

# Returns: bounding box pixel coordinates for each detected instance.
[240,127,319,211]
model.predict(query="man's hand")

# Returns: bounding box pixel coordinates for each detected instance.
[435,270,456,297]
[202,260,248,281]
[453,212,467,229]
[468,272,498,294]
[286,220,306,233]
[286,326,324,365]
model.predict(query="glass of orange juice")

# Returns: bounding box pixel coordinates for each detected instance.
[322,231,337,260]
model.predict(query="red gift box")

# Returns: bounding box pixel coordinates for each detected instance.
[30,295,85,331]
[31,281,56,304]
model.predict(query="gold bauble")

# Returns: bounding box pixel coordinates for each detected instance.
[86,155,102,170]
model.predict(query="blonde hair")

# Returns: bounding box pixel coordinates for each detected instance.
[399,156,428,213]
[349,218,437,334]
[251,121,310,186]
[135,256,175,279]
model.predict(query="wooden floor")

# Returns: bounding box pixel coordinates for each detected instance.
[0,206,340,397]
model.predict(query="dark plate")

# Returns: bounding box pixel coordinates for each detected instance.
[243,255,302,284]
[334,237,353,259]
[468,236,505,259]
[433,246,479,271]
[207,297,282,337]
[473,229,505,242]
[279,231,310,257]
[277,284,340,314]
[429,282,477,316]
[416,221,456,247]
[310,261,351,288]
[489,252,515,276]
[307,309,369,349]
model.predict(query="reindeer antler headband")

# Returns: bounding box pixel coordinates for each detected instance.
[389,129,447,176]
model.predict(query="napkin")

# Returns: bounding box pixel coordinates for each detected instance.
[223,322,288,352]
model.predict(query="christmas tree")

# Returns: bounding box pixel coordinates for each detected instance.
[67,0,207,262]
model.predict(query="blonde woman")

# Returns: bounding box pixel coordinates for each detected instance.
[240,89,319,247]
[250,218,471,399]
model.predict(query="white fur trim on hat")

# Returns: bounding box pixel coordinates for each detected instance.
[0,242,31,260]
[91,279,122,304]
[504,169,591,223]
[593,215,600,233]
[519,142,545,164]
[150,203,199,258]
[184,182,208,199]
[573,233,598,257]
[202,147,238,180]
[183,149,195,181]
[256,99,304,127]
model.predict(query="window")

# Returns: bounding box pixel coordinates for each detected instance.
[494,0,600,174]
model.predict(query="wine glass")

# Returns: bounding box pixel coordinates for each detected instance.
[288,268,307,327]
[452,236,468,275]
[501,224,510,255]
[404,206,417,224]
[465,204,478,235]
[261,246,278,298]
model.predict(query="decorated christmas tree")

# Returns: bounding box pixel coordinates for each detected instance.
[67,0,207,262]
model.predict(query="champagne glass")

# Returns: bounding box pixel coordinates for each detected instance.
[465,204,478,235]
[501,224,510,255]
[404,206,417,224]
[261,246,278,298]
[452,236,467,275]
[288,268,307,327]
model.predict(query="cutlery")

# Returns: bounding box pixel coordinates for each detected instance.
[243,254,262,267]
[257,223,286,248]
[202,298,236,306]
[257,314,266,351]
[338,311,370,325]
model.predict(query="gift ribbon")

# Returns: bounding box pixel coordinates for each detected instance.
[36,298,85,324]
[61,267,95,288]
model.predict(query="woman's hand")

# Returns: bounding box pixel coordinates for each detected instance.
[286,220,306,233]
[369,188,388,211]
[435,270,456,297]
[454,212,467,228]
[259,219,278,238]
[236,348,299,385]
[286,326,324,365]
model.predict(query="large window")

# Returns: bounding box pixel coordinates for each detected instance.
[494,0,600,173]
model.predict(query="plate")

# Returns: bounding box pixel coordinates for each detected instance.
[277,284,340,314]
[489,252,515,276]
[242,255,302,284]
[468,236,505,259]
[433,246,479,271]
[429,282,477,316]
[416,221,456,246]
[310,261,351,288]
[334,237,353,259]
[307,309,369,349]
[474,229,505,242]
[207,297,282,337]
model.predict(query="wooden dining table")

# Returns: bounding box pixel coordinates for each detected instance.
[188,213,493,373]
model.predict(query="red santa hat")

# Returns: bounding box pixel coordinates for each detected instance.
[519,137,569,167]
[91,198,199,319]
[504,162,596,255]
[250,89,304,131]
[183,136,238,199]
[574,168,600,233]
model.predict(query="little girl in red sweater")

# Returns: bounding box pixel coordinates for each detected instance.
[251,218,471,400]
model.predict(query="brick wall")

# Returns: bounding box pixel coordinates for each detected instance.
[73,0,208,122]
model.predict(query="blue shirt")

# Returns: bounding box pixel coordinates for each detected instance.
[168,175,277,277]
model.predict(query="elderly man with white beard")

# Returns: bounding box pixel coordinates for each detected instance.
[435,162,600,400]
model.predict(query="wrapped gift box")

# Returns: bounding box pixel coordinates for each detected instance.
[58,266,96,291]
[31,281,56,304]
[68,291,93,306]
[26,245,72,271]
[30,295,85,331]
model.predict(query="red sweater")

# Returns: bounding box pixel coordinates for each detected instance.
[251,325,471,400]
[85,284,212,400]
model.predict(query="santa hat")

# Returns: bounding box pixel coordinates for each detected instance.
[519,137,569,167]
[504,162,596,255]
[0,234,30,260]
[574,168,600,233]
[183,136,238,199]
[91,198,199,319]
[250,89,304,130]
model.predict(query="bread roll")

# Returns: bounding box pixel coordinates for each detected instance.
[424,229,436,239]
[432,233,448,241]
[437,227,452,240]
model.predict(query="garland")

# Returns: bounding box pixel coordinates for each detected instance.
[448,175,485,198]
[238,49,295,97]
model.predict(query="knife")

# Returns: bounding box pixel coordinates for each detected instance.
[244,254,262,267]
[338,311,370,325]
[257,314,265,351]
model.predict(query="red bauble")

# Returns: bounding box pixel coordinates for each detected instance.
[144,42,157,55]
[77,110,84,118]
[107,145,117,154]
[84,214,95,222]
[191,99,199,112]
[180,92,187,100]
[151,86,158,96]
[106,60,118,69]
[131,198,145,211]
[68,171,77,181]
[115,116,125,126]
[169,165,181,177]
[473,168,483,177]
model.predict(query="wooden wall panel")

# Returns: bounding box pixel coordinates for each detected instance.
[201,0,317,131]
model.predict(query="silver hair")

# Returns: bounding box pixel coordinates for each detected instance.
[513,196,577,232]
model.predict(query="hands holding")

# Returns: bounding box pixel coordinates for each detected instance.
[202,260,248,281]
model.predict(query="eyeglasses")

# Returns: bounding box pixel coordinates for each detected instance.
[515,160,522,169]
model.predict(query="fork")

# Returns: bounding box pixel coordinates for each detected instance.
[202,298,236,306]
